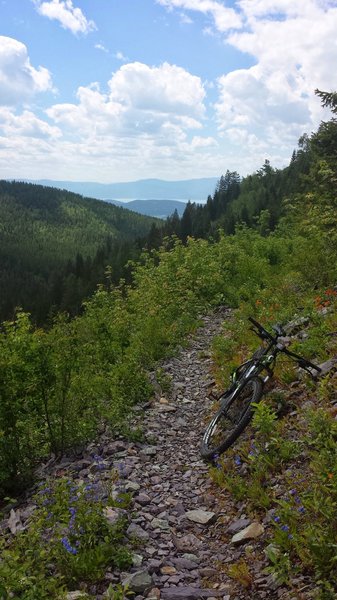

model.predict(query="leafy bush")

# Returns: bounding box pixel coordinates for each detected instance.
[0,473,131,599]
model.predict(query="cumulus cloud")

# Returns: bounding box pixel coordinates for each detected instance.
[108,62,206,118]
[46,62,206,136]
[0,36,53,106]
[34,0,96,35]
[32,61,212,180]
[160,1,337,169]
[0,107,61,139]
[219,2,337,140]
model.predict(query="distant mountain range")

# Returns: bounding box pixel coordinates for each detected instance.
[24,177,219,203]
[109,198,187,218]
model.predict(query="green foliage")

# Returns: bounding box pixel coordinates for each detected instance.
[0,180,159,323]
[268,408,337,591]
[0,475,131,599]
[104,583,133,599]
[226,559,253,588]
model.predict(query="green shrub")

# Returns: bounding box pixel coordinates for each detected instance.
[0,475,131,598]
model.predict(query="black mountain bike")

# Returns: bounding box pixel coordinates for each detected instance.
[201,316,321,461]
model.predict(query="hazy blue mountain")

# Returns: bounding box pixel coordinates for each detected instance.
[24,177,218,202]
[109,198,187,218]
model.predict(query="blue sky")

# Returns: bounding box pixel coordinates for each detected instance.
[0,0,336,183]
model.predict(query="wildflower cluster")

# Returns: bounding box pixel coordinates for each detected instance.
[314,287,337,310]
[272,486,307,548]
[0,468,132,598]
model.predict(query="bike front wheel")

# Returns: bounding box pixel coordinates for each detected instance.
[201,377,263,460]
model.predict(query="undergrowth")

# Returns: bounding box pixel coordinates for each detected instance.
[210,289,337,598]
[0,465,132,599]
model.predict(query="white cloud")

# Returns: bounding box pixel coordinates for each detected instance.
[219,2,337,135]
[0,36,53,106]
[34,0,96,35]
[108,62,206,118]
[95,43,108,53]
[191,135,218,148]
[158,1,337,170]
[46,62,206,137]
[0,107,61,139]
[115,51,129,62]
[1,61,213,181]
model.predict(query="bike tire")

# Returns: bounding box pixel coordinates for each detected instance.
[201,376,263,461]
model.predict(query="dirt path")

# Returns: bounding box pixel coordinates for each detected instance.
[106,307,284,600]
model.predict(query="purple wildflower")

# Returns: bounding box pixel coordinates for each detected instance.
[61,537,78,555]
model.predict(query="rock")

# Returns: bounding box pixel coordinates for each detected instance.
[159,405,177,413]
[199,567,218,577]
[231,522,264,545]
[141,447,158,457]
[161,587,223,599]
[227,517,251,534]
[132,553,144,567]
[125,481,141,492]
[151,518,170,530]
[317,356,337,377]
[7,509,22,534]
[160,565,177,575]
[104,440,129,455]
[185,509,216,525]
[173,533,202,552]
[137,493,152,506]
[65,593,88,600]
[123,569,152,593]
[127,523,150,540]
[103,507,124,526]
[147,588,161,600]
[172,557,198,570]
[182,553,200,563]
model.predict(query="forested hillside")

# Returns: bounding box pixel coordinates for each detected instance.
[1,90,337,598]
[0,181,159,323]
[0,123,317,325]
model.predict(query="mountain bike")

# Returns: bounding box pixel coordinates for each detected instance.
[201,316,321,461]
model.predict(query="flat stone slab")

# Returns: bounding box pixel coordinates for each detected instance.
[123,569,152,593]
[185,509,216,525]
[231,521,264,545]
[161,587,224,599]
[227,517,251,534]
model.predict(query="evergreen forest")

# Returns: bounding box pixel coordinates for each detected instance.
[1,90,337,598]
[0,182,160,324]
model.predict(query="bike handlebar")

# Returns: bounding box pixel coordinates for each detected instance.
[248,316,322,375]
[282,347,322,373]
[248,316,276,342]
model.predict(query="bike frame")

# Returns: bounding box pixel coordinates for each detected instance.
[219,317,321,408]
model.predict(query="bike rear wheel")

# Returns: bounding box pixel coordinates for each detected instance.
[201,377,263,461]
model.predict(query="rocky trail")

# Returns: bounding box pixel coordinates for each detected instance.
[2,309,296,600]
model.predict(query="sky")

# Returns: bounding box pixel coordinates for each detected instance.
[0,0,337,183]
